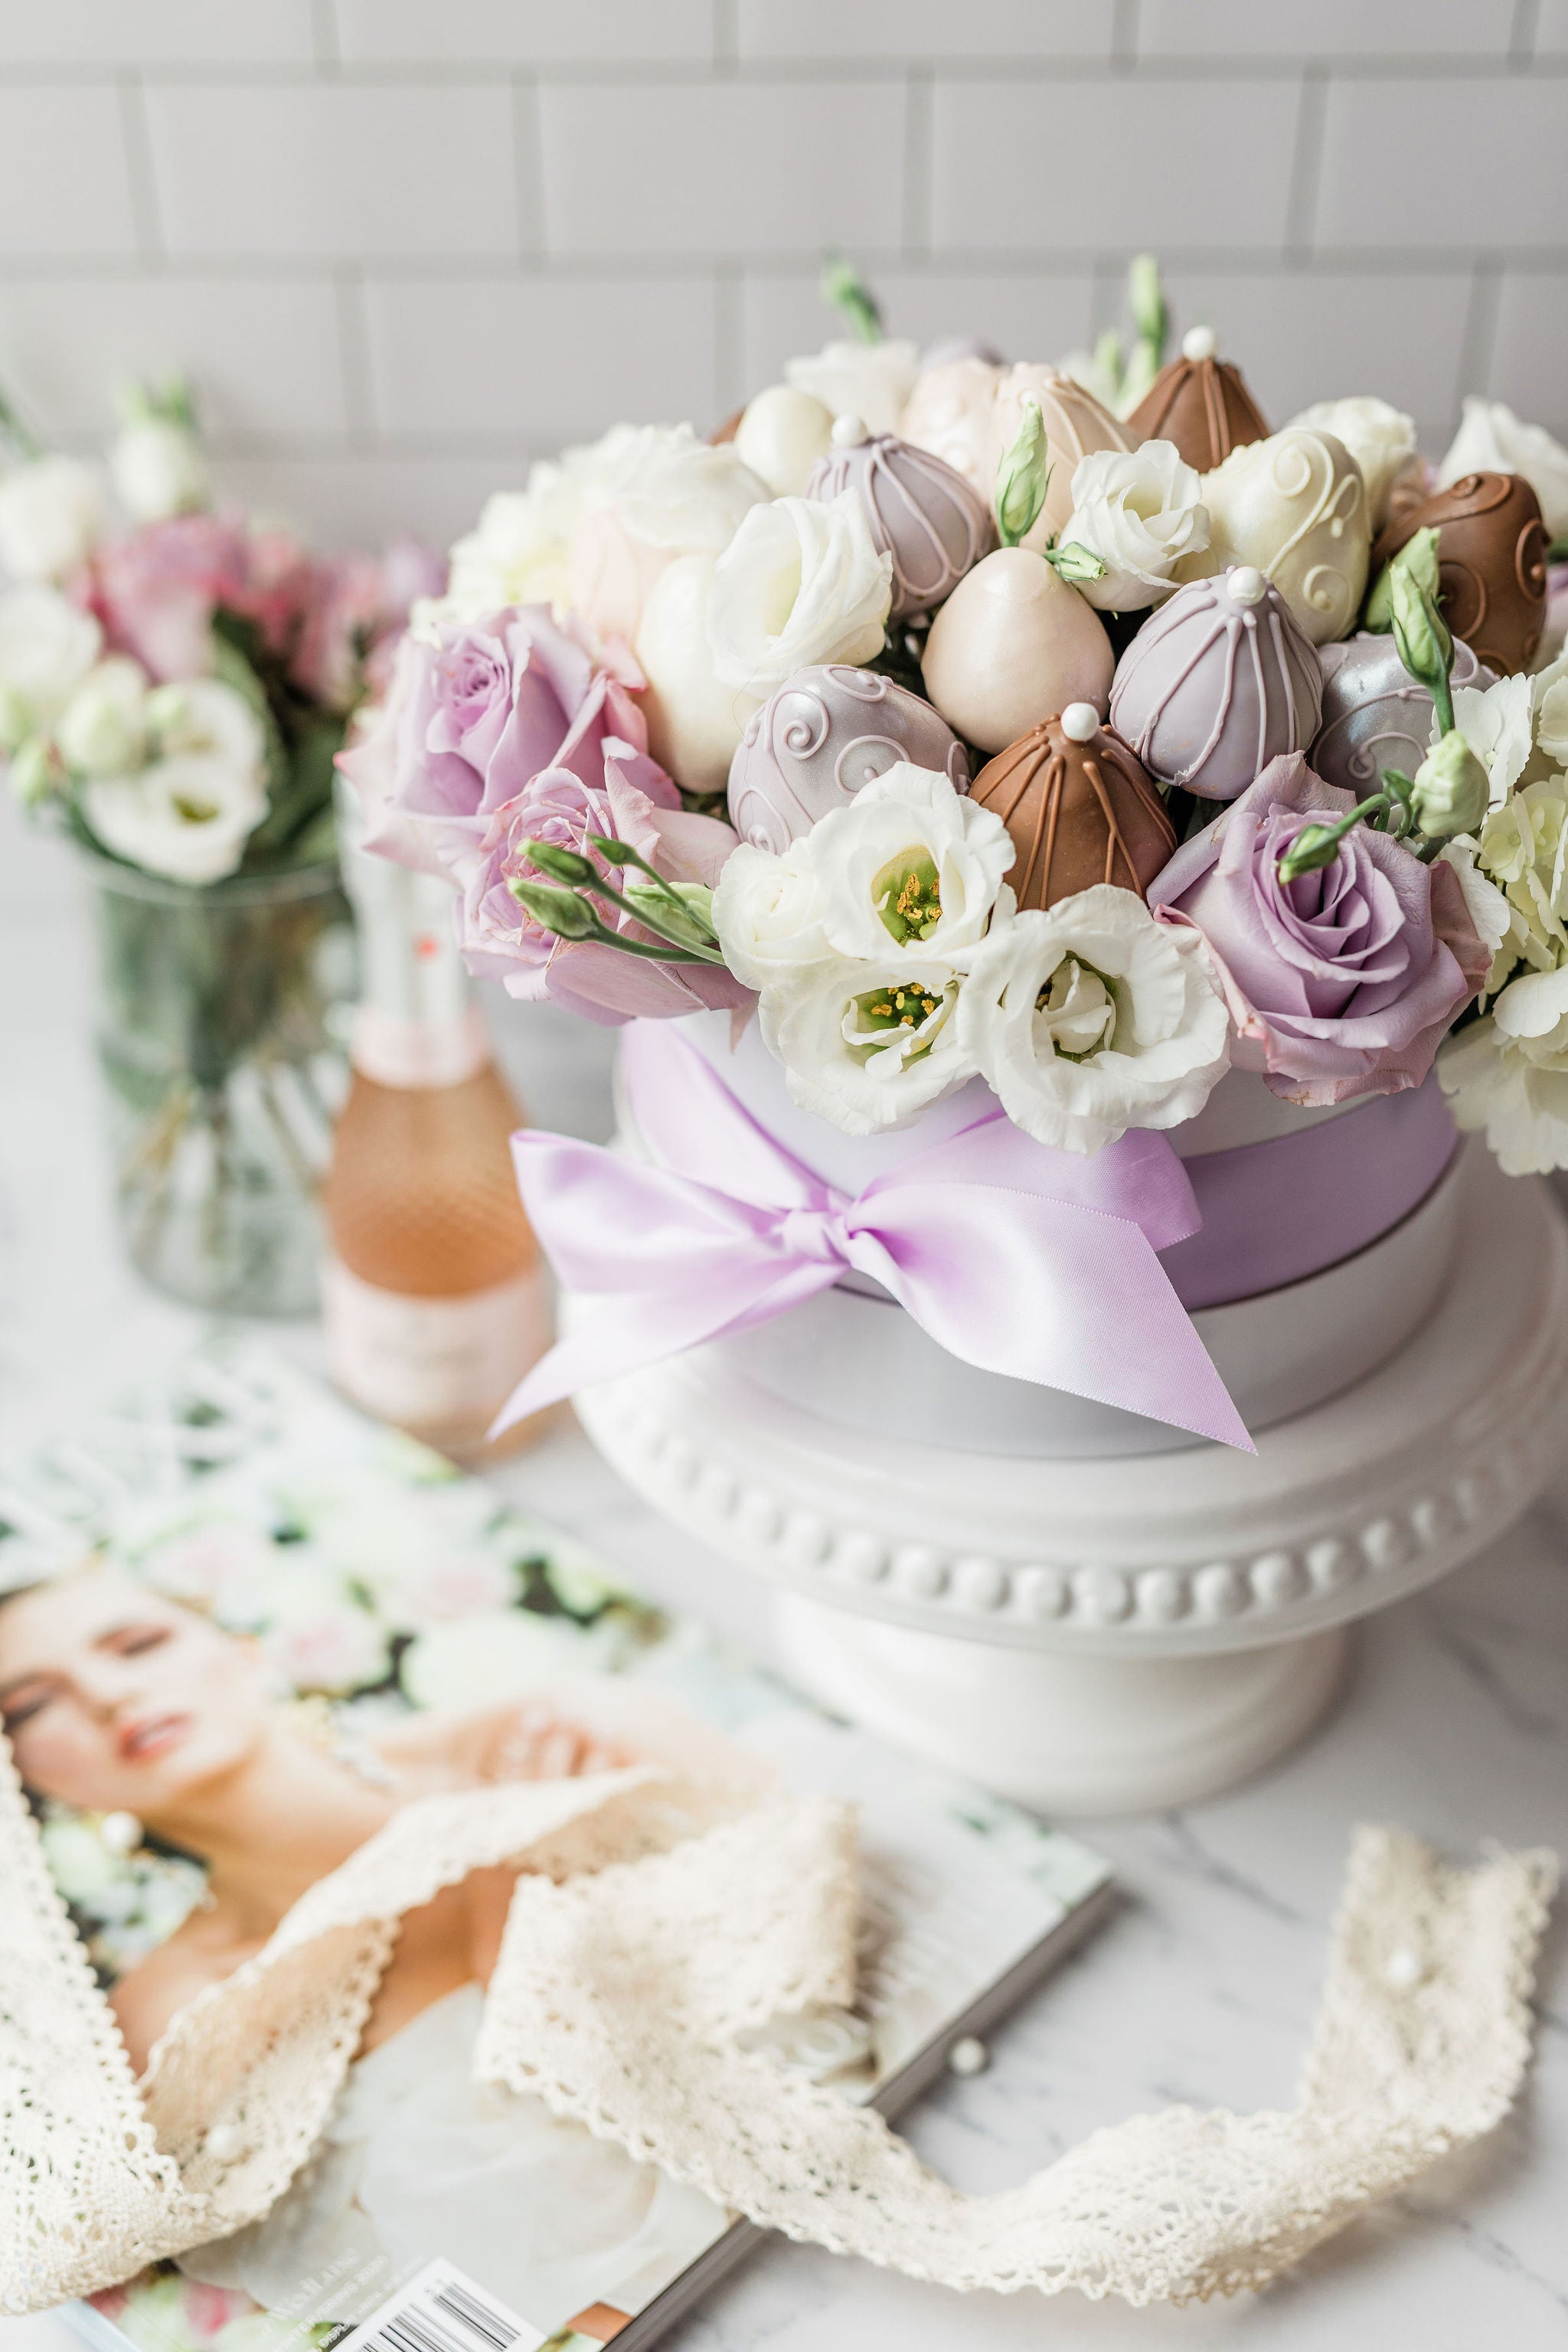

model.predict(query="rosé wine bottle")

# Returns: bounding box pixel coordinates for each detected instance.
[322,811,552,1464]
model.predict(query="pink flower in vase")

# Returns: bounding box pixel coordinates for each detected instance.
[458,735,752,1024]
[292,540,447,714]
[88,511,251,679]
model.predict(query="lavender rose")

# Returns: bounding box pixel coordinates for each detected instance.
[1148,753,1488,1105]
[457,736,752,1026]
[337,603,645,871]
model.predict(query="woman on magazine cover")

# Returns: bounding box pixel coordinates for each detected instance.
[0,1563,756,2339]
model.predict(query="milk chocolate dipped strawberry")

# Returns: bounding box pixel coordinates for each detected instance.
[1370,470,1549,677]
[1128,325,1269,473]
[969,704,1176,910]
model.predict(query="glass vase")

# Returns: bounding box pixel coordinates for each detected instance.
[83,852,357,1314]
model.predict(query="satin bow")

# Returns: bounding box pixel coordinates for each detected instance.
[495,1021,1252,1451]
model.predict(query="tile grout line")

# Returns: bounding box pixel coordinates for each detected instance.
[1456,258,1505,407]
[1283,65,1328,261]
[115,70,164,268]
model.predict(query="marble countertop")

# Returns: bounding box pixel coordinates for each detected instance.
[2,797,1566,2350]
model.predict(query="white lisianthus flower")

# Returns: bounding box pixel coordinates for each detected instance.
[110,416,210,522]
[806,760,1014,963]
[0,583,102,724]
[1439,397,1568,541]
[83,750,268,884]
[1286,397,1419,530]
[0,455,103,581]
[711,835,829,989]
[57,655,149,776]
[1062,440,1210,611]
[1439,971,1568,1173]
[957,887,1231,1155]
[707,492,893,699]
[760,956,972,1135]
[1452,670,1534,809]
[784,337,920,438]
[145,675,266,769]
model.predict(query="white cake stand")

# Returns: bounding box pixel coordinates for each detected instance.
[575,1148,1568,1814]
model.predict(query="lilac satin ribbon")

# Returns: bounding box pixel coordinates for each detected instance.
[1170,1074,1458,1312]
[496,1021,1253,1452]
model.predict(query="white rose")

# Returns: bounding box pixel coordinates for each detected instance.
[1439,397,1568,541]
[707,491,893,699]
[83,749,268,884]
[0,455,103,581]
[110,417,210,522]
[1439,977,1568,1174]
[785,337,920,439]
[635,550,759,795]
[957,888,1230,1155]
[0,583,102,723]
[805,760,1014,963]
[760,956,972,1135]
[1062,440,1210,612]
[1452,670,1534,809]
[567,423,769,644]
[711,835,829,988]
[1287,397,1419,530]
[433,426,657,630]
[57,655,149,776]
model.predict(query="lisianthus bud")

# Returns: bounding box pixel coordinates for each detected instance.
[508,878,596,939]
[995,398,1052,549]
[623,877,717,952]
[1410,728,1489,840]
[1367,524,1441,632]
[57,658,149,777]
[521,837,597,887]
[1043,541,1108,585]
[111,417,211,524]
[1388,550,1452,703]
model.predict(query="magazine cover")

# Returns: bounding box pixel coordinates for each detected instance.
[0,1343,1111,2352]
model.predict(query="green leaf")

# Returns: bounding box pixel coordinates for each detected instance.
[820,252,883,346]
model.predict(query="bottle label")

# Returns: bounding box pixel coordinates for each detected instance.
[323,1257,552,1432]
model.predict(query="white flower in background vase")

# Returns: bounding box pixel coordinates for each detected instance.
[785,337,921,438]
[1286,397,1419,531]
[0,455,103,581]
[1438,397,1568,541]
[706,491,893,701]
[957,887,1231,1154]
[0,583,102,724]
[566,421,769,643]
[711,835,829,989]
[57,656,150,776]
[1062,440,1210,611]
[1439,968,1568,1174]
[110,416,210,522]
[82,675,270,884]
[807,761,1014,963]
[760,956,972,1135]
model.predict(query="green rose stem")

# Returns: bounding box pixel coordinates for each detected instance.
[821,253,883,346]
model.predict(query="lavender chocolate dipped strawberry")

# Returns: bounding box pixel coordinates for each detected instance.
[1109,564,1323,800]
[805,416,995,623]
[727,663,969,855]
[1313,630,1494,799]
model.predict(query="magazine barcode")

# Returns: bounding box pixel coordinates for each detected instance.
[342,2259,544,2352]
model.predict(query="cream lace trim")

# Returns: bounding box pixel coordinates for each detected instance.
[0,1734,1554,2315]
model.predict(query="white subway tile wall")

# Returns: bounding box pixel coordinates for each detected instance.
[0,0,1560,553]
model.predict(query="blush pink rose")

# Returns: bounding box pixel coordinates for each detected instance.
[1148,752,1488,1106]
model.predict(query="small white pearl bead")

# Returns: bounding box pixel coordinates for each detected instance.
[1227,566,1268,607]
[831,412,869,448]
[1383,1945,1423,1991]
[1182,325,1217,363]
[99,1811,143,1856]
[947,2036,989,2078]
[1060,702,1100,743]
[204,2122,247,2164]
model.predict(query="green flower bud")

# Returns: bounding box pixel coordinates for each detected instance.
[820,254,882,347]
[8,733,58,808]
[521,836,598,887]
[1042,541,1107,584]
[1276,818,1351,884]
[1128,252,1168,359]
[622,877,717,953]
[1409,729,1489,841]
[1366,524,1442,634]
[1388,553,1453,709]
[995,398,1053,549]
[508,878,596,938]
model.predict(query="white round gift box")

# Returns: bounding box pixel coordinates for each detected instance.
[573,1015,1568,1815]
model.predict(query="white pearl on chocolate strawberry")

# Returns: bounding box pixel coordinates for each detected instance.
[1183,325,1217,362]
[1060,701,1100,742]
[831,413,870,448]
[1226,566,1267,606]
